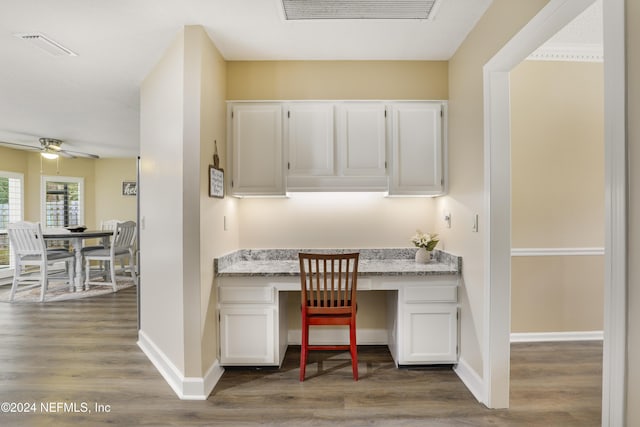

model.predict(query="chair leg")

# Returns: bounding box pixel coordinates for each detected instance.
[300,320,308,381]
[40,263,48,302]
[109,260,117,292]
[350,321,358,381]
[9,266,19,302]
[129,251,137,281]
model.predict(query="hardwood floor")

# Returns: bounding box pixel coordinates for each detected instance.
[0,286,602,426]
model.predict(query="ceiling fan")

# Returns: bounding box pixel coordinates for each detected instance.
[0,137,99,159]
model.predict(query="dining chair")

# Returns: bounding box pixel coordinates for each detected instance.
[83,221,137,292]
[81,219,122,271]
[298,252,360,381]
[7,221,75,302]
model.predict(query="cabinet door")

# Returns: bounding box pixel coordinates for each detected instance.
[390,102,444,195]
[400,303,458,364]
[219,306,276,365]
[230,103,284,196]
[286,103,334,176]
[338,103,387,176]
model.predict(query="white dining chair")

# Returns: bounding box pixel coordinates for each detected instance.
[7,221,75,302]
[83,221,137,292]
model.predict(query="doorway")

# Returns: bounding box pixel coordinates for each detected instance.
[483,0,626,424]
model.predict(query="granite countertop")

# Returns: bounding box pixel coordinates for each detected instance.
[214,248,462,277]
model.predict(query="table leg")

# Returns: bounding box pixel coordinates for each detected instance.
[72,237,84,291]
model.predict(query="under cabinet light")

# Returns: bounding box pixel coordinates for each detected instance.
[14,32,77,57]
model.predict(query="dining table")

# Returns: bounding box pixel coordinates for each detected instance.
[43,230,113,292]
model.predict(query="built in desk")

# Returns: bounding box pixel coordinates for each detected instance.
[214,248,462,367]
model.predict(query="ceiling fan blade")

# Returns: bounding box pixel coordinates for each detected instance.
[58,150,76,159]
[0,140,40,151]
[1,138,100,159]
[60,149,99,159]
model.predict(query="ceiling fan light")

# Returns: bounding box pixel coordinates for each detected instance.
[41,152,59,160]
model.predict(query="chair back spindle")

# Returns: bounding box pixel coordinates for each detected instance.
[300,254,358,314]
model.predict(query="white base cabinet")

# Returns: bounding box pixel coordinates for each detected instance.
[219,306,276,365]
[218,280,288,366]
[218,275,458,367]
[387,281,459,365]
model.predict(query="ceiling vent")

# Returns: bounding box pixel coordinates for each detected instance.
[13,32,77,57]
[282,0,441,20]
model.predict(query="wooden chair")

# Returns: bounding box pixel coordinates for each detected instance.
[299,252,359,381]
[83,221,137,292]
[7,221,75,302]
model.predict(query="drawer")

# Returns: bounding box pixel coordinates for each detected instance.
[404,286,457,303]
[219,286,275,304]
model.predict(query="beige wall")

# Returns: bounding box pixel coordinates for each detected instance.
[0,146,134,229]
[436,0,550,378]
[198,26,238,373]
[627,0,640,423]
[511,61,604,248]
[238,194,436,249]
[94,158,137,224]
[511,256,603,332]
[510,60,604,333]
[227,60,448,100]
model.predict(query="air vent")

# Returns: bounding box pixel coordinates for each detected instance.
[282,0,441,20]
[14,32,77,57]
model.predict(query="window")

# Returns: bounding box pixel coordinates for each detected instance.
[41,176,84,251]
[41,176,84,228]
[0,172,24,276]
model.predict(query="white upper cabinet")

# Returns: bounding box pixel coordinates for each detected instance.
[228,103,285,196]
[337,103,387,177]
[286,101,387,191]
[389,102,445,196]
[286,103,335,176]
[227,100,446,196]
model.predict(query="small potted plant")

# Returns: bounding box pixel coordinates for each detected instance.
[411,230,439,263]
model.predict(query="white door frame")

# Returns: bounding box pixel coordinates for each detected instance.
[483,0,626,424]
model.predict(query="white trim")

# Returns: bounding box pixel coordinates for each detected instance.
[527,43,603,62]
[137,330,224,400]
[453,358,484,404]
[510,331,603,342]
[483,0,596,409]
[511,247,605,256]
[601,0,627,424]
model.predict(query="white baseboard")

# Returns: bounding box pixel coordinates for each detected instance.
[287,327,388,345]
[511,247,605,256]
[137,330,224,400]
[510,330,603,342]
[453,357,485,406]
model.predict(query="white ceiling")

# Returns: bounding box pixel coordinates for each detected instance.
[0,0,492,158]
[0,0,599,158]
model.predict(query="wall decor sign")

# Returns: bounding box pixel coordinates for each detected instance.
[122,181,137,196]
[209,140,224,198]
